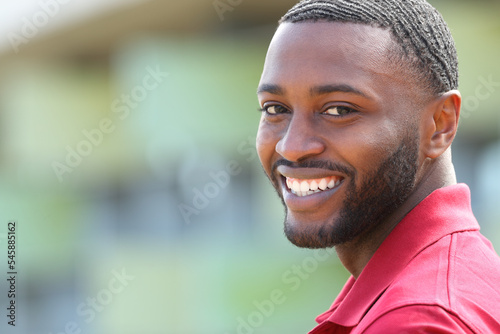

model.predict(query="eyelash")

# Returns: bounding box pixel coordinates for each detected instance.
[258,105,358,117]
[258,105,289,115]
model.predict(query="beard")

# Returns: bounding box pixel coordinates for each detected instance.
[272,132,419,249]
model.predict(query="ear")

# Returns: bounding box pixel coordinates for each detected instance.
[422,90,461,159]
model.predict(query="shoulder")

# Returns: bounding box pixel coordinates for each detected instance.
[360,230,500,333]
[386,230,500,308]
[359,305,474,334]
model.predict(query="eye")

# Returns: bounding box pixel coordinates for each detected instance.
[323,106,357,116]
[260,104,289,115]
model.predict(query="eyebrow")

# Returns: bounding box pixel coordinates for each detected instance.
[310,84,369,99]
[257,83,370,99]
[257,84,284,95]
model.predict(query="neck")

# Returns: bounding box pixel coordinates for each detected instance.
[335,151,457,279]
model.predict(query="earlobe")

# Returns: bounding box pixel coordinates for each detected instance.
[424,90,461,159]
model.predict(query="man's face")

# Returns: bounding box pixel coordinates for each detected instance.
[256,22,426,248]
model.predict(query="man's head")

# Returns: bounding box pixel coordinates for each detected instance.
[256,0,461,249]
[280,0,459,96]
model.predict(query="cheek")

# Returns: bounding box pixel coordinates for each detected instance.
[256,119,280,174]
[326,122,398,175]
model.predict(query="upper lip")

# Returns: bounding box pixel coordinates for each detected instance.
[276,166,345,180]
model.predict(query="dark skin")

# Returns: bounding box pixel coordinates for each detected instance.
[256,22,461,279]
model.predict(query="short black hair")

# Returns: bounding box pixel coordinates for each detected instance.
[280,0,458,95]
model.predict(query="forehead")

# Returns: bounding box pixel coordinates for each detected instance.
[269,21,395,56]
[260,22,403,94]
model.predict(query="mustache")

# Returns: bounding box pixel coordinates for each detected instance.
[271,159,354,177]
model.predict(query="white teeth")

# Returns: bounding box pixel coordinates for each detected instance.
[294,189,323,197]
[286,177,342,197]
[300,181,309,192]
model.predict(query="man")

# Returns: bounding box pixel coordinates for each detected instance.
[256,0,500,333]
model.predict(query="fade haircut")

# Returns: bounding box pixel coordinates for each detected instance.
[280,0,459,95]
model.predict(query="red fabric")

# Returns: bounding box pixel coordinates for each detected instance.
[309,184,500,334]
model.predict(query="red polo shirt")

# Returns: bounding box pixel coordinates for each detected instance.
[310,184,500,333]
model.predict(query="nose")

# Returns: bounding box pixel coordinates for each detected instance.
[276,113,325,162]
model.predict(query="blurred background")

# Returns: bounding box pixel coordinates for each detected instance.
[0,0,498,333]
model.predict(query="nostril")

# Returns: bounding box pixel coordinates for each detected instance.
[276,138,326,162]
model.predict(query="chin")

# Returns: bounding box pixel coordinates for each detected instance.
[283,213,349,249]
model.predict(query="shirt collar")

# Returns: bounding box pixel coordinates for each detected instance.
[315,184,479,328]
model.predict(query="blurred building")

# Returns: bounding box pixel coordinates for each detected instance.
[0,1,498,333]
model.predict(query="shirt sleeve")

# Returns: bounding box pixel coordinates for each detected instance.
[361,305,476,334]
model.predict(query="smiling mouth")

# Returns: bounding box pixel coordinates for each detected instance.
[284,176,343,197]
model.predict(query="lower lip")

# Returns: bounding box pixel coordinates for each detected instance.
[281,177,344,211]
